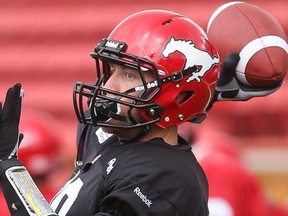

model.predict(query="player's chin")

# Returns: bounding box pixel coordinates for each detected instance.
[101,119,128,134]
[101,123,145,142]
[101,125,121,134]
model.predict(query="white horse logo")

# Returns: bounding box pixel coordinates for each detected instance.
[162,37,219,83]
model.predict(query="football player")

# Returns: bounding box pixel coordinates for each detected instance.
[0,9,282,216]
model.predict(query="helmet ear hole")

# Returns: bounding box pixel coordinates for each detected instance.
[176,91,194,105]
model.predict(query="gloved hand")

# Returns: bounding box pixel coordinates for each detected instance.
[0,83,24,160]
[212,51,282,102]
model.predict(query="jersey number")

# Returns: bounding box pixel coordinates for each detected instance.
[51,173,83,216]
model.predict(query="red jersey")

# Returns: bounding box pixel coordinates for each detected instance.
[192,133,288,216]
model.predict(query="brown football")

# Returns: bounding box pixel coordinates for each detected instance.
[207,2,288,87]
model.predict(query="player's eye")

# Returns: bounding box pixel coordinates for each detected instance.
[126,72,135,79]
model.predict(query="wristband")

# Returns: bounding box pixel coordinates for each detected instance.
[0,159,57,216]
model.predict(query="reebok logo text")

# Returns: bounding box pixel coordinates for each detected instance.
[134,187,153,208]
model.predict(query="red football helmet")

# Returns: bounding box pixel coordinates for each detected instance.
[18,113,62,177]
[73,10,220,129]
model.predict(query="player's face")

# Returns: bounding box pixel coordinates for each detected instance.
[104,63,146,95]
[101,63,154,139]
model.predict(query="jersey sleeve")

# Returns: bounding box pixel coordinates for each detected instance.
[98,178,180,216]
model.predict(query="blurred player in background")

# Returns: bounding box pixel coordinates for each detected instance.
[179,122,288,216]
[0,111,66,216]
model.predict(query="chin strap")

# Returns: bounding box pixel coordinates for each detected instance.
[94,98,136,124]
[94,99,151,143]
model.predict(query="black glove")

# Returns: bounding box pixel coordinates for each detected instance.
[212,51,282,102]
[0,83,24,160]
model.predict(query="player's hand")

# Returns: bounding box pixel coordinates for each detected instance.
[213,51,282,102]
[0,83,24,160]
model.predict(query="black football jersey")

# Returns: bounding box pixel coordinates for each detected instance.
[50,124,209,216]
